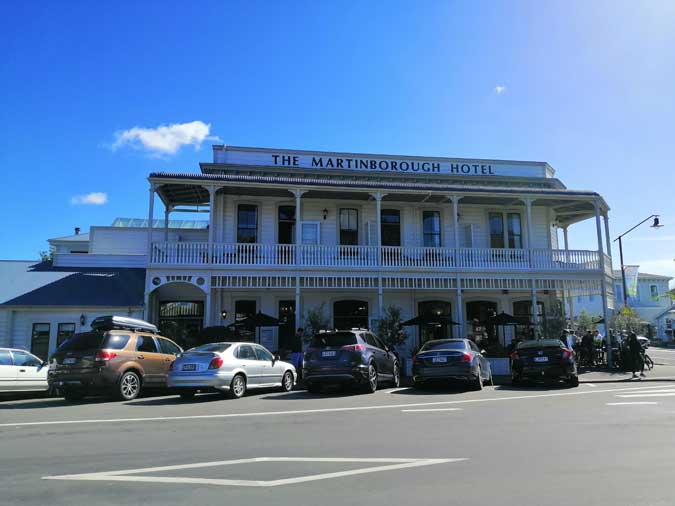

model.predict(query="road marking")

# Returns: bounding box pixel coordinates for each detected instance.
[585,383,597,387]
[616,389,675,395]
[401,408,463,413]
[2,384,670,428]
[606,402,658,406]
[387,388,408,394]
[43,457,466,487]
[616,392,675,398]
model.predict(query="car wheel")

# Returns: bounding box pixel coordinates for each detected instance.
[471,367,483,391]
[229,374,246,399]
[63,389,85,402]
[392,362,401,388]
[279,371,294,392]
[306,383,322,394]
[179,389,196,400]
[365,363,378,393]
[117,371,141,401]
[567,375,579,388]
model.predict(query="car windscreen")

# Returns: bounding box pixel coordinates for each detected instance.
[189,343,232,353]
[517,339,563,349]
[311,332,357,348]
[57,332,107,351]
[420,340,467,352]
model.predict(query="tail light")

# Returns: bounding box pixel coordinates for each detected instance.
[562,349,573,360]
[94,350,117,362]
[460,352,472,363]
[510,352,520,361]
[341,344,366,352]
[208,357,224,370]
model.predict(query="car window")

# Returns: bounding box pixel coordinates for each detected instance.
[57,331,106,351]
[190,343,232,353]
[12,351,43,367]
[0,350,13,366]
[236,344,257,360]
[310,332,357,348]
[157,338,182,355]
[372,335,387,350]
[104,334,131,350]
[254,346,274,361]
[362,333,377,347]
[136,335,158,353]
[469,341,480,353]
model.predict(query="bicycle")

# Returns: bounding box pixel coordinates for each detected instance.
[642,351,654,371]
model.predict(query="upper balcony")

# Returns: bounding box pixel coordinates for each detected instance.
[149,242,607,274]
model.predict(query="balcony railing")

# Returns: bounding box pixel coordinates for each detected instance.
[150,242,603,272]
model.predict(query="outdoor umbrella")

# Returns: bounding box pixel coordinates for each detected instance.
[229,312,280,344]
[401,315,460,326]
[198,326,234,345]
[483,312,528,347]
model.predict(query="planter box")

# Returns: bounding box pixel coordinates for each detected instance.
[487,357,511,376]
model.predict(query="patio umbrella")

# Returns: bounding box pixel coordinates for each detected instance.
[199,326,234,344]
[483,312,528,347]
[229,312,280,344]
[401,315,460,326]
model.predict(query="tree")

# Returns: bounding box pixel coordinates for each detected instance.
[611,307,646,335]
[575,310,596,333]
[304,303,330,341]
[374,305,408,349]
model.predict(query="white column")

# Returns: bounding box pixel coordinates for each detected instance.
[523,198,533,250]
[594,200,612,366]
[603,212,612,263]
[207,186,217,261]
[147,185,156,261]
[143,291,150,322]
[531,281,539,337]
[371,192,385,318]
[292,190,306,329]
[203,283,212,328]
[451,195,464,336]
[163,206,170,242]
[563,226,574,325]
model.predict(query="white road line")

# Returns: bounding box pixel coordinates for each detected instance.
[2,384,670,428]
[44,457,466,487]
[616,392,675,398]
[401,408,463,413]
[616,389,675,395]
[387,388,408,394]
[585,383,597,387]
[606,402,658,406]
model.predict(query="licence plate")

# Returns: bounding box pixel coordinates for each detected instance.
[534,356,549,363]
[182,364,197,371]
[432,356,448,363]
[321,351,337,358]
[63,358,77,365]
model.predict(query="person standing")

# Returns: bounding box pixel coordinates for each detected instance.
[581,330,594,366]
[627,332,645,378]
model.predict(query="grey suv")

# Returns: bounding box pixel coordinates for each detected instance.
[303,330,400,394]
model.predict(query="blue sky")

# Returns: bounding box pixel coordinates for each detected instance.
[1,1,674,281]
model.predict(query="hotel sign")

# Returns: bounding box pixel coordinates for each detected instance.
[215,147,551,178]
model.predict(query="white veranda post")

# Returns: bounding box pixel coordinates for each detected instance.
[451,195,463,336]
[594,200,612,367]
[293,189,306,330]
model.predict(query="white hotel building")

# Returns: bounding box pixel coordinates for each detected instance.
[1,145,615,359]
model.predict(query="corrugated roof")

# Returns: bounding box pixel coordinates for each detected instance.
[48,233,90,242]
[149,171,600,197]
[1,262,145,307]
[111,217,209,229]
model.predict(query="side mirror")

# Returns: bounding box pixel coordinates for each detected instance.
[480,350,487,356]
[273,354,280,364]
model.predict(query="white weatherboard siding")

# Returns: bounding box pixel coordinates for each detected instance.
[53,254,147,268]
[90,227,208,255]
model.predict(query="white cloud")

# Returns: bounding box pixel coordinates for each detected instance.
[112,120,219,156]
[71,192,108,205]
[495,85,506,94]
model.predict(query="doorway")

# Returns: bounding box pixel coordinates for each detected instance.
[278,300,297,352]
[333,300,369,330]
[418,301,453,345]
[465,300,498,343]
[158,301,204,350]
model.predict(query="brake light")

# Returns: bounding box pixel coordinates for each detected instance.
[341,344,366,352]
[460,352,472,363]
[208,357,223,370]
[510,352,520,361]
[94,350,117,362]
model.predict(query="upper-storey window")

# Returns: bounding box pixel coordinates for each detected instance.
[381,209,401,246]
[339,209,358,246]
[278,205,295,244]
[489,212,523,249]
[422,211,441,248]
[650,285,659,300]
[237,204,258,243]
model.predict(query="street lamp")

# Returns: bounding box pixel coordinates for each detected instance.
[613,215,663,307]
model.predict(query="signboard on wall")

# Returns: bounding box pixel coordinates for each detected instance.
[213,146,552,179]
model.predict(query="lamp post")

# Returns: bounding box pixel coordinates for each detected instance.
[613,215,663,307]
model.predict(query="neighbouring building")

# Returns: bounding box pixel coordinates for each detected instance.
[1,145,617,359]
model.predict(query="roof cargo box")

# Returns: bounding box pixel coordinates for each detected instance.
[90,315,158,334]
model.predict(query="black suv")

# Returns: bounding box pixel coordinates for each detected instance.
[302,330,400,393]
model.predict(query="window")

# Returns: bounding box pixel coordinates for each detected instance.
[31,323,50,360]
[105,335,131,350]
[507,213,522,249]
[236,344,257,360]
[339,209,359,245]
[372,335,387,350]
[423,211,441,248]
[192,343,232,353]
[0,350,13,366]
[651,285,659,300]
[310,332,357,348]
[235,300,256,342]
[254,346,274,361]
[381,209,401,246]
[333,300,369,330]
[158,338,182,355]
[418,300,453,343]
[278,205,295,244]
[12,351,43,367]
[489,213,505,248]
[136,336,158,353]
[489,212,523,249]
[237,204,258,243]
[420,340,467,352]
[362,333,378,347]
[57,323,76,347]
[301,222,320,244]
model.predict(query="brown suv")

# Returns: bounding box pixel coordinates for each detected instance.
[48,316,182,401]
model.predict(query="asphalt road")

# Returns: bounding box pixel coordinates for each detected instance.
[650,347,675,366]
[2,380,675,506]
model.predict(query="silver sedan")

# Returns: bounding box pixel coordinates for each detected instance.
[168,342,296,399]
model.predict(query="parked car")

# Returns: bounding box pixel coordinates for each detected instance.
[168,342,296,399]
[48,316,183,401]
[302,330,400,394]
[511,338,578,387]
[412,339,492,390]
[0,348,49,394]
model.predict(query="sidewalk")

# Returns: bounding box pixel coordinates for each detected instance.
[578,364,675,383]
